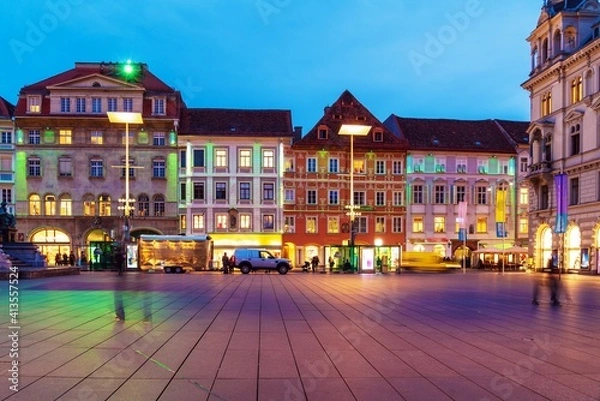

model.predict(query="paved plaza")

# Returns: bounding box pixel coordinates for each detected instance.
[1,270,600,401]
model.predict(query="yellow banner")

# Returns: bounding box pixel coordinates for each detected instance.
[495,189,506,223]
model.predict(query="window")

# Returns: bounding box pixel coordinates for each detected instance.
[193,149,205,167]
[476,186,487,205]
[91,97,101,113]
[99,195,111,216]
[263,149,275,168]
[1,131,11,144]
[153,132,166,146]
[392,217,403,233]
[240,214,251,230]
[520,157,528,173]
[544,136,552,161]
[107,97,117,112]
[519,188,528,205]
[519,217,528,235]
[44,195,56,216]
[375,217,385,233]
[29,130,41,144]
[215,182,227,200]
[239,182,251,200]
[434,185,446,204]
[571,76,583,104]
[180,182,186,202]
[284,216,295,233]
[455,185,466,203]
[58,157,72,177]
[328,190,339,205]
[28,96,41,113]
[121,131,134,146]
[193,214,205,230]
[306,216,317,233]
[263,214,274,230]
[59,194,71,216]
[216,213,228,229]
[412,216,424,233]
[354,191,366,206]
[392,160,403,175]
[239,149,252,168]
[83,194,96,216]
[120,157,135,178]
[570,124,581,156]
[59,130,72,145]
[375,160,385,175]
[60,97,71,113]
[476,216,487,233]
[28,157,41,176]
[327,217,339,233]
[153,195,165,216]
[540,185,549,209]
[138,195,149,216]
[355,217,367,233]
[318,128,328,139]
[263,183,275,201]
[353,159,365,174]
[393,191,404,206]
[376,191,385,206]
[285,189,295,203]
[153,159,165,178]
[90,159,103,178]
[29,194,41,215]
[123,98,133,112]
[1,189,12,204]
[456,159,467,173]
[153,98,165,115]
[434,216,445,233]
[307,157,317,173]
[284,157,294,172]
[76,97,86,113]
[373,130,383,142]
[570,177,579,205]
[477,160,487,174]
[435,159,446,172]
[307,190,317,205]
[328,158,339,173]
[412,184,424,204]
[193,182,205,200]
[541,91,552,116]
[215,149,228,168]
[91,131,103,145]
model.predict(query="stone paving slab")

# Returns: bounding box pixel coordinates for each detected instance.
[1,271,600,400]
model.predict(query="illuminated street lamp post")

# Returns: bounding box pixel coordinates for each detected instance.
[339,124,371,269]
[107,112,143,245]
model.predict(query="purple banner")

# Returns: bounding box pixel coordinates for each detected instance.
[555,173,568,234]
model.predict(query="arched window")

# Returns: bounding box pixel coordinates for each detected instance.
[83,194,96,216]
[553,29,561,57]
[138,194,149,216]
[44,194,56,216]
[585,69,593,97]
[29,194,41,216]
[59,194,72,216]
[98,194,111,216]
[541,38,549,62]
[153,194,165,216]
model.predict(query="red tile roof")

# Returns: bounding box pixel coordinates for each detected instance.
[494,119,530,146]
[0,97,15,119]
[181,108,294,137]
[293,90,408,151]
[384,115,517,154]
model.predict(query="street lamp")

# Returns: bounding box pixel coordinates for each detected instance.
[339,124,371,269]
[107,112,143,245]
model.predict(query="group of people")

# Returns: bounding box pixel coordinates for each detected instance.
[55,252,76,266]
[221,252,235,274]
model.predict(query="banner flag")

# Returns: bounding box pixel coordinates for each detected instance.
[457,201,467,229]
[555,173,568,233]
[495,189,506,223]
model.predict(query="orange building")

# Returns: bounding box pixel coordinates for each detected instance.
[282,90,408,272]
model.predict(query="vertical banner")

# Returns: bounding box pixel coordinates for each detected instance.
[457,201,467,241]
[495,189,507,238]
[555,173,568,233]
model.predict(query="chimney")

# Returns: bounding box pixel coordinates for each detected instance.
[293,126,303,142]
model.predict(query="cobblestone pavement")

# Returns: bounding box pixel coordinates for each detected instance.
[1,270,600,401]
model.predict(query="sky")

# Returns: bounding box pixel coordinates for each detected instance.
[0,0,543,133]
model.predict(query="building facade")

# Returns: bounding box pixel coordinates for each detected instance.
[0,97,15,218]
[384,116,528,267]
[523,0,600,273]
[282,90,408,272]
[178,108,296,267]
[13,61,182,268]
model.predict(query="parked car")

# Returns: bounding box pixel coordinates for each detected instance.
[232,249,291,275]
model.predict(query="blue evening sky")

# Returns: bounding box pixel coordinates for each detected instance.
[1,0,541,132]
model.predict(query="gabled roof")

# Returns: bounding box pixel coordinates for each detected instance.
[384,115,516,154]
[0,97,15,119]
[293,90,408,151]
[494,119,530,146]
[180,108,294,137]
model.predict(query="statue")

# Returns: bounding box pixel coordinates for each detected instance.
[0,201,16,229]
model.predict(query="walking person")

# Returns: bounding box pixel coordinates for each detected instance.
[311,255,319,273]
[222,252,230,274]
[328,256,335,273]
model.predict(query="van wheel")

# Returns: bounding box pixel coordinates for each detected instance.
[240,265,251,274]
[164,267,172,274]
[278,265,289,275]
[175,267,182,274]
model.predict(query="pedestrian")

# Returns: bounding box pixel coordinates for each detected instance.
[114,249,125,276]
[62,253,68,266]
[81,252,88,268]
[532,270,562,306]
[69,251,75,266]
[222,252,230,274]
[311,255,319,273]
[328,256,335,273]
[55,253,61,266]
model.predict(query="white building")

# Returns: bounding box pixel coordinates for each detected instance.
[0,97,15,216]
